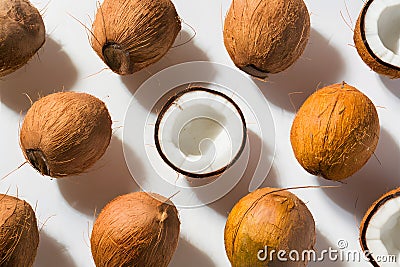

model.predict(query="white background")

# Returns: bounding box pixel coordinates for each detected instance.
[0,0,399,266]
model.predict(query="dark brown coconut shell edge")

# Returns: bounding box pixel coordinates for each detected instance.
[238,65,270,79]
[360,187,400,266]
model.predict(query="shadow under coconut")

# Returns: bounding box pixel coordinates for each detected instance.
[308,230,347,267]
[0,37,78,113]
[169,238,217,267]
[57,135,141,216]
[254,28,345,112]
[201,130,279,217]
[34,231,77,267]
[379,74,400,99]
[318,128,400,221]
[121,30,211,112]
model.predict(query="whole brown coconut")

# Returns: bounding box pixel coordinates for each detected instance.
[91,192,180,267]
[0,194,39,267]
[223,0,310,78]
[91,0,181,75]
[224,187,316,267]
[0,0,45,77]
[290,82,380,181]
[20,92,112,178]
[354,0,400,79]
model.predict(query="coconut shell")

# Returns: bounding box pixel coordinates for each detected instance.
[223,0,310,78]
[91,0,181,75]
[354,0,400,79]
[90,192,180,267]
[359,187,400,267]
[154,86,247,180]
[0,194,39,267]
[224,187,315,267]
[0,0,45,77]
[290,82,380,181]
[20,92,112,178]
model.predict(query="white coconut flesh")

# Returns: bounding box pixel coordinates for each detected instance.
[364,197,400,266]
[364,0,400,67]
[155,88,246,177]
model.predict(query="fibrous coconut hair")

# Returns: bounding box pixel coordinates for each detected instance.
[91,192,180,267]
[290,82,380,181]
[223,0,310,78]
[91,0,181,75]
[0,194,39,267]
[20,92,112,178]
[0,0,45,77]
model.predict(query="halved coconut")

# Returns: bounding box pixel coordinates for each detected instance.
[360,187,400,266]
[154,87,246,179]
[354,0,400,78]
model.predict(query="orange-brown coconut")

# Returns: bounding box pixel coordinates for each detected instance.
[20,92,112,178]
[290,82,380,181]
[354,0,400,79]
[0,0,45,77]
[224,187,316,267]
[91,0,181,75]
[223,0,310,78]
[0,194,39,267]
[90,192,180,267]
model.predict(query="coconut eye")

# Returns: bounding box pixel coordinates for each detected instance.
[25,149,50,176]
[102,42,131,75]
